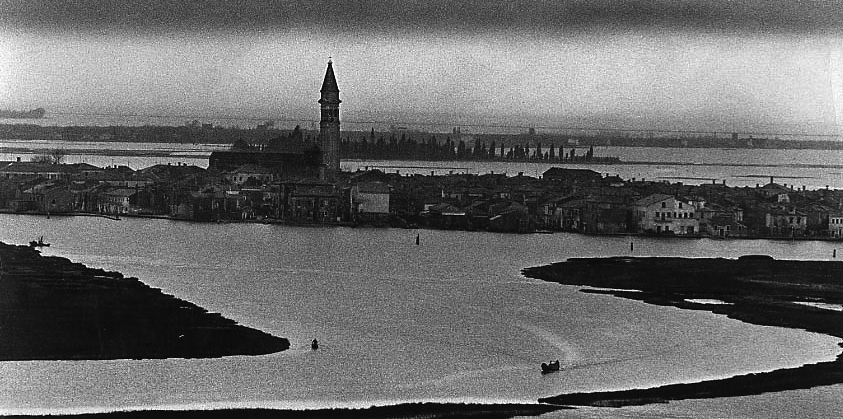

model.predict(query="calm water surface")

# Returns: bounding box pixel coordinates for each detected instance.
[0,214,840,416]
[2,140,843,189]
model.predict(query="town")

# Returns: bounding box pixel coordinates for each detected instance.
[2,60,843,240]
[2,152,843,239]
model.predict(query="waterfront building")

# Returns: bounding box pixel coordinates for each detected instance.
[829,213,843,238]
[634,193,700,235]
[319,60,341,175]
[98,188,138,215]
[765,206,808,236]
[351,181,391,223]
[288,183,342,223]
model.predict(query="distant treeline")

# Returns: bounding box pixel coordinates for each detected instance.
[2,123,841,151]
[340,129,614,162]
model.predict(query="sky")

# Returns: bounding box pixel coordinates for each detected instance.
[2,1,843,136]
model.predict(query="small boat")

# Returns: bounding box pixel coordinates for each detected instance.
[541,360,560,374]
[29,236,50,248]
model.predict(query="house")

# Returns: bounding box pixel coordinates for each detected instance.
[765,206,808,236]
[351,181,390,223]
[582,200,629,234]
[98,188,139,215]
[22,181,74,213]
[0,161,68,180]
[829,212,843,238]
[422,202,467,229]
[634,193,700,235]
[189,186,242,220]
[488,201,531,232]
[288,184,342,223]
[698,204,745,237]
[758,182,791,200]
[547,197,587,231]
[706,214,748,237]
[225,164,276,186]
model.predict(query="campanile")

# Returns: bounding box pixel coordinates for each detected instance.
[318,60,341,174]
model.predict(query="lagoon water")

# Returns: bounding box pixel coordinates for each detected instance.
[3,139,843,189]
[0,214,841,416]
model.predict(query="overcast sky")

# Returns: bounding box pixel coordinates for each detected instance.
[2,1,843,135]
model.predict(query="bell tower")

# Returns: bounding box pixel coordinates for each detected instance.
[319,59,341,174]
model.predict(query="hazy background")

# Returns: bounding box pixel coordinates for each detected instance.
[2,0,843,135]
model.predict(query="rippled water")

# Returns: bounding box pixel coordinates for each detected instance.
[0,214,840,416]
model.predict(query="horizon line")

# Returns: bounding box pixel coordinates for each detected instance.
[24,110,843,140]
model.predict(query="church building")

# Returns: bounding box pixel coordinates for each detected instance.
[208,61,342,179]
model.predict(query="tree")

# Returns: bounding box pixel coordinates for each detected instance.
[31,148,67,164]
[50,148,67,164]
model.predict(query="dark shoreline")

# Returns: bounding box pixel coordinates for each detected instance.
[0,241,289,361]
[1,403,564,419]
[522,256,843,407]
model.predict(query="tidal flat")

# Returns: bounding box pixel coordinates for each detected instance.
[522,256,843,407]
[0,242,289,361]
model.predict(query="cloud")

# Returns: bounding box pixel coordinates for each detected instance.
[3,0,843,36]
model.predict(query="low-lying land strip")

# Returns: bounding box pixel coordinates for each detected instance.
[1,403,563,419]
[0,241,289,360]
[521,256,843,407]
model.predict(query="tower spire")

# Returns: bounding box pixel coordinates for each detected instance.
[319,60,341,175]
[321,59,339,94]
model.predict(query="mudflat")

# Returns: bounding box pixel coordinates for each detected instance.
[521,255,843,407]
[0,241,289,360]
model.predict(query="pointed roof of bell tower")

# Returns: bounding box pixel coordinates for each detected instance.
[320,59,339,93]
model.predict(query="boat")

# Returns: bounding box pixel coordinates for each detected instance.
[0,108,46,119]
[29,236,50,247]
[541,360,560,374]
